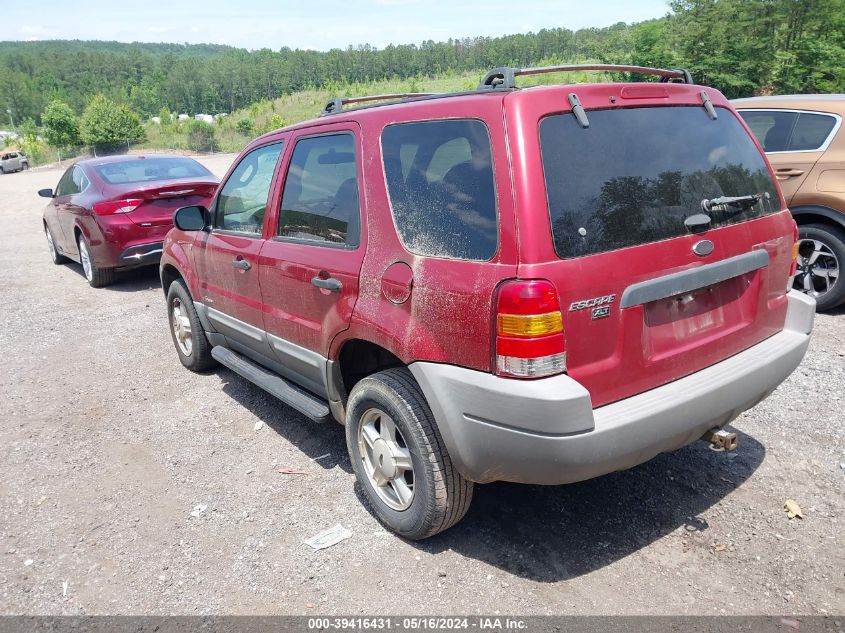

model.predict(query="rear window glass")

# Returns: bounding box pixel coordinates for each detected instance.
[94,157,212,184]
[540,106,780,259]
[382,119,497,261]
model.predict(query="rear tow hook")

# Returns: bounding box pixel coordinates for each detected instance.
[701,428,738,451]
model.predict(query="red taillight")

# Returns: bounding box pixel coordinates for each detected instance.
[495,279,566,379]
[93,198,144,216]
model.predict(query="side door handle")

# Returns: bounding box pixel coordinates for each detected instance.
[311,275,342,292]
[231,258,251,271]
[775,168,804,180]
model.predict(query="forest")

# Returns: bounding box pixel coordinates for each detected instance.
[2,0,844,126]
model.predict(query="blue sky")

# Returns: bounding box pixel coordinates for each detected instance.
[3,0,670,51]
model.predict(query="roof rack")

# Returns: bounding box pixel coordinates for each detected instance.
[321,93,437,116]
[478,64,694,89]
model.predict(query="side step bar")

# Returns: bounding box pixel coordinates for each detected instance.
[211,346,331,422]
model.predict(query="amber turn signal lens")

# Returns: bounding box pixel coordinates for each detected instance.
[497,311,563,337]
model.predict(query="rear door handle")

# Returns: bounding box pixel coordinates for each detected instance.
[776,168,804,179]
[311,276,342,292]
[231,258,251,271]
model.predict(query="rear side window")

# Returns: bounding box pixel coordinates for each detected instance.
[94,157,212,184]
[738,110,839,152]
[56,166,87,196]
[382,119,497,261]
[788,112,838,150]
[541,106,780,259]
[278,133,360,247]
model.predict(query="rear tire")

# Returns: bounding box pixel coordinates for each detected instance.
[345,367,473,540]
[45,226,68,264]
[794,223,845,311]
[166,279,216,372]
[77,234,114,288]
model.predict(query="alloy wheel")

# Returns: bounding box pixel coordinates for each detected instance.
[357,408,415,511]
[45,229,56,261]
[78,239,92,282]
[171,298,193,356]
[795,238,840,299]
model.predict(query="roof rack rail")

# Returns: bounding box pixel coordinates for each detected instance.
[478,64,694,90]
[321,93,437,116]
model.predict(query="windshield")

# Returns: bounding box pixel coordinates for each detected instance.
[94,157,212,185]
[540,106,780,259]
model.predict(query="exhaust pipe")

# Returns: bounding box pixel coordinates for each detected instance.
[702,427,738,451]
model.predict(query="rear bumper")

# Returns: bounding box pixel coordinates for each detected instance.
[117,241,164,266]
[410,290,815,485]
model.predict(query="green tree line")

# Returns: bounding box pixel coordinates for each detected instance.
[2,0,843,126]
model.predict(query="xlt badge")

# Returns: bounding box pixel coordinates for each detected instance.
[569,294,616,312]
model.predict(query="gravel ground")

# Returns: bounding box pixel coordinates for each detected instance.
[0,157,843,616]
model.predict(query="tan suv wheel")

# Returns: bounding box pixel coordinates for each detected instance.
[795,223,845,311]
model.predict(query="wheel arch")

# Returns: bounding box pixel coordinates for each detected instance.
[160,263,184,298]
[790,205,845,230]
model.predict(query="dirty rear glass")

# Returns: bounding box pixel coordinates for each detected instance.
[540,106,780,259]
[382,119,497,261]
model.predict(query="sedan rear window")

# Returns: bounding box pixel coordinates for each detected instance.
[540,106,780,259]
[94,157,212,184]
[382,119,497,261]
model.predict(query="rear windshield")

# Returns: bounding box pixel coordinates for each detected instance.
[94,157,212,185]
[540,106,780,259]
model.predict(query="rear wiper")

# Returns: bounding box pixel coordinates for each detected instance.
[700,194,761,213]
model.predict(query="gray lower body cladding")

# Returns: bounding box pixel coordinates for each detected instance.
[410,290,815,485]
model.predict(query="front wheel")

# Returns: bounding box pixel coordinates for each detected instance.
[166,280,216,372]
[794,223,845,311]
[77,234,114,288]
[346,367,473,540]
[45,226,68,264]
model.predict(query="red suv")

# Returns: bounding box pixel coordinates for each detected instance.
[160,64,814,539]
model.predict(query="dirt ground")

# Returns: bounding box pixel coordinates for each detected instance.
[0,156,843,616]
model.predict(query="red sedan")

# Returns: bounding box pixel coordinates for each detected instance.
[40,154,218,287]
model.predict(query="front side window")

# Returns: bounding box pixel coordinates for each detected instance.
[541,106,780,259]
[381,119,498,261]
[214,142,283,235]
[278,133,360,246]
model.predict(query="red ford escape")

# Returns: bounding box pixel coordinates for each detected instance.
[159,64,814,539]
[40,154,218,287]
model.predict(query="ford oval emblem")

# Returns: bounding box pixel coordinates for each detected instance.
[693,240,714,256]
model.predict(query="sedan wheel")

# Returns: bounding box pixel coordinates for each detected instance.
[78,238,93,282]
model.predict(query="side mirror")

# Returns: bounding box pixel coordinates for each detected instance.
[38,188,54,198]
[173,205,209,231]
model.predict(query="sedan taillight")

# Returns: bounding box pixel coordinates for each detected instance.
[93,198,144,216]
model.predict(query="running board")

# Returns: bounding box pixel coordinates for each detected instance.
[211,346,331,422]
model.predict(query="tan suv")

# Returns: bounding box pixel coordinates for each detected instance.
[733,95,844,310]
